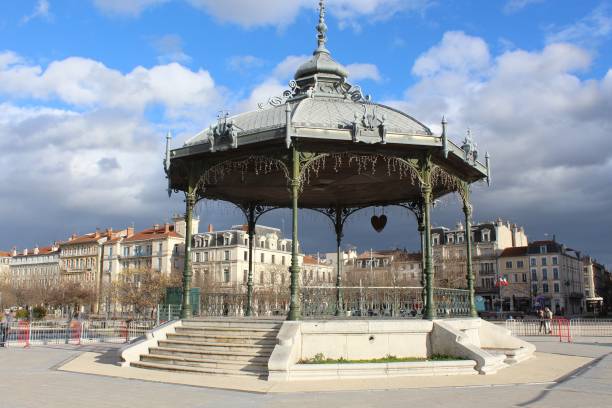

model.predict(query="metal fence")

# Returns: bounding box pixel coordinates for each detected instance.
[505,318,612,337]
[193,286,470,318]
[0,319,156,347]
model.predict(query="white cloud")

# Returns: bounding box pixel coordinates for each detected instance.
[412,31,491,77]
[92,0,169,17]
[546,4,612,47]
[0,52,222,119]
[272,55,310,79]
[503,0,544,14]
[151,34,192,65]
[388,32,612,223]
[21,0,52,24]
[0,51,229,235]
[346,63,382,82]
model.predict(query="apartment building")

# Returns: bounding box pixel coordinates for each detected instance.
[9,244,60,288]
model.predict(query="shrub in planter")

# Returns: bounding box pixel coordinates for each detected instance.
[32,306,47,320]
[15,309,30,319]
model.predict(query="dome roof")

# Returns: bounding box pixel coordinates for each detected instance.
[183,0,433,150]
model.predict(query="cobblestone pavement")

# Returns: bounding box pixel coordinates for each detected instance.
[0,338,610,408]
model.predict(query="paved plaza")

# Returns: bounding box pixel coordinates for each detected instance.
[0,336,610,408]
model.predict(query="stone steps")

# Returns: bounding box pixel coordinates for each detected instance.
[166,333,277,346]
[149,346,271,362]
[131,318,281,378]
[141,353,268,372]
[157,339,276,353]
[131,360,266,378]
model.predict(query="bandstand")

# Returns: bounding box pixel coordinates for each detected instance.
[122,1,534,380]
[165,0,490,322]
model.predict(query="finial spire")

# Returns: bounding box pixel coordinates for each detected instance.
[316,0,328,53]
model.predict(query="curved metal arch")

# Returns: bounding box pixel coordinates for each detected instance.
[307,205,369,239]
[195,155,291,194]
[300,151,423,187]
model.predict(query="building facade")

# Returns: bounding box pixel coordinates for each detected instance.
[528,241,584,315]
[498,246,530,312]
[0,251,11,284]
[432,219,528,310]
[9,245,60,289]
[344,249,422,287]
[582,256,611,315]
[189,224,337,290]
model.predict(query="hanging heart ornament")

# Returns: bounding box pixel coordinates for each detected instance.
[371,214,387,233]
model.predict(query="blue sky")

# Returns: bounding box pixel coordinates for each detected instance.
[1,0,611,266]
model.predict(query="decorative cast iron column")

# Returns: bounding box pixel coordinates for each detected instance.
[461,186,478,317]
[417,206,426,312]
[334,207,344,316]
[288,145,301,320]
[421,181,436,319]
[245,205,256,316]
[180,187,196,319]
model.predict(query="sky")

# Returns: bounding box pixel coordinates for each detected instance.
[0,0,611,267]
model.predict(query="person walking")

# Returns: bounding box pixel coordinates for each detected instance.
[1,310,14,347]
[537,309,545,334]
[544,307,553,334]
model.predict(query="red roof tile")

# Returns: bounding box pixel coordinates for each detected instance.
[500,246,528,257]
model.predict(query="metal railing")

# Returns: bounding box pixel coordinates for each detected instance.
[194,286,471,318]
[0,319,155,347]
[505,318,612,337]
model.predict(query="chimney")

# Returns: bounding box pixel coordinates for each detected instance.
[164,223,170,233]
[95,228,100,238]
[33,245,39,255]
[51,242,59,252]
[127,227,134,237]
[11,246,16,257]
[23,248,28,256]
[154,223,160,231]
[106,227,113,239]
[208,224,214,233]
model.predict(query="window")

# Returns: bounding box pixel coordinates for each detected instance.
[195,252,200,262]
[244,251,248,261]
[271,255,275,264]
[259,271,264,284]
[505,261,513,269]
[514,274,518,283]
[223,268,230,283]
[157,258,162,271]
[542,268,548,280]
[482,230,490,242]
[432,235,439,245]
[517,260,524,268]
[224,250,230,261]
[532,284,538,295]
[539,245,547,254]
[553,268,559,280]
[531,269,537,281]
[552,256,558,265]
[554,283,560,293]
[223,236,230,246]
[282,256,286,266]
[541,257,547,266]
[204,252,209,261]
[457,235,464,243]
[260,253,265,263]
[447,235,454,244]
[522,273,527,282]
[530,257,536,267]
[158,243,163,253]
[542,283,549,293]
[123,247,130,257]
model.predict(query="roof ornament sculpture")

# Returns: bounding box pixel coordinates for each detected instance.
[461,128,478,163]
[163,130,172,197]
[316,0,328,53]
[207,111,240,152]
